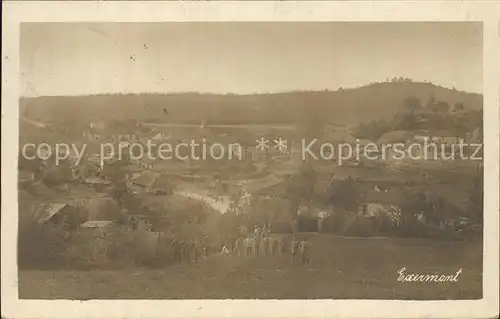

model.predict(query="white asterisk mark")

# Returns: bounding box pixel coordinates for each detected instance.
[256,137,269,151]
[273,137,288,153]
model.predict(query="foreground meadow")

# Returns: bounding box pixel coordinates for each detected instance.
[19,235,482,300]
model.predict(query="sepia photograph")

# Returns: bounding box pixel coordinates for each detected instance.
[2,2,499,319]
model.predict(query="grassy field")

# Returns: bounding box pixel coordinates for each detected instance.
[18,234,482,300]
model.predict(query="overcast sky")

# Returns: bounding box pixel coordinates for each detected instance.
[20,22,482,97]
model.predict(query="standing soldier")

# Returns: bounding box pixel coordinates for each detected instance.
[262,224,269,237]
[203,234,210,258]
[291,236,300,264]
[253,236,260,257]
[178,239,186,263]
[188,240,197,263]
[229,234,236,253]
[170,237,181,263]
[244,236,253,257]
[235,236,244,258]
[254,225,260,239]
[193,239,200,262]
[269,236,277,257]
[260,236,268,257]
[185,239,191,263]
[280,236,288,259]
[299,240,310,264]
[291,218,298,235]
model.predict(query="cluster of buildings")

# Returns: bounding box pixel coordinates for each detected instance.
[228,166,474,235]
[19,121,181,238]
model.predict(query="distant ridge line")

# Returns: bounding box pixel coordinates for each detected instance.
[19,81,483,99]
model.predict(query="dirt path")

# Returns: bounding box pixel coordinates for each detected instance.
[175,190,231,214]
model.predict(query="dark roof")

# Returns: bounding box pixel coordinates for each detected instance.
[244,175,284,194]
[35,203,71,224]
[18,156,44,171]
[152,174,173,190]
[132,170,158,188]
[101,164,129,180]
[415,130,461,138]
[377,130,415,144]
[28,181,57,197]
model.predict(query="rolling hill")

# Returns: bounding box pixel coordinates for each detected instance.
[19,81,482,127]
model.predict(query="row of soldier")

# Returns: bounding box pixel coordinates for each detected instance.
[168,237,210,264]
[167,231,311,265]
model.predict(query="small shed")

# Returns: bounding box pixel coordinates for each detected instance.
[150,174,174,195]
[80,220,116,236]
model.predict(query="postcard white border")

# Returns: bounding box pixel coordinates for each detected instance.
[2,1,499,319]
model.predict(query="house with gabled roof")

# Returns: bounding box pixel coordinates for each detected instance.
[34,203,78,226]
[359,187,403,219]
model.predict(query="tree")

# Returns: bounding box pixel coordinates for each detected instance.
[403,96,422,116]
[435,101,450,114]
[302,105,326,139]
[453,103,465,116]
[286,164,317,202]
[325,177,364,213]
[147,198,210,236]
[467,166,483,224]
[282,164,318,228]
[353,119,392,140]
[399,190,447,234]
[237,131,257,171]
[426,93,436,109]
[110,181,129,205]
[396,112,419,131]
[41,166,73,187]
